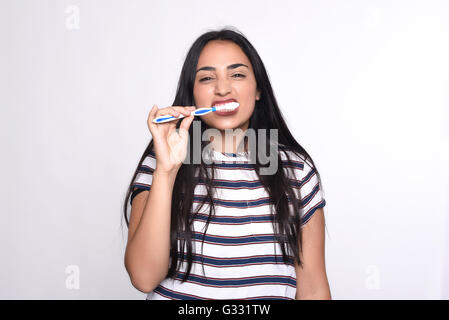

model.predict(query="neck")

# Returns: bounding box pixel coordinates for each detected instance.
[209,123,249,153]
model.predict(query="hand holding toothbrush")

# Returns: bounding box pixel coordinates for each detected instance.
[147,105,196,175]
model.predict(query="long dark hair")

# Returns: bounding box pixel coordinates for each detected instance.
[123,27,325,282]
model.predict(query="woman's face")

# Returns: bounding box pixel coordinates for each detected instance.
[193,40,260,132]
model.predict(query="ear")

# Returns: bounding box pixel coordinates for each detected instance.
[256,89,261,101]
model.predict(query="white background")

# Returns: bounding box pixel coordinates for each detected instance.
[1,0,448,299]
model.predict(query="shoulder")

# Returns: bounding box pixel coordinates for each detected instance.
[277,144,311,176]
[132,150,157,188]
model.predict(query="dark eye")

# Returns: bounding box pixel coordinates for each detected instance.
[233,73,246,78]
[199,77,213,82]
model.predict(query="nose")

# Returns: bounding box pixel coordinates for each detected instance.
[214,77,231,96]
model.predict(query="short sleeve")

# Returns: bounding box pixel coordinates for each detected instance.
[282,150,327,227]
[129,151,157,206]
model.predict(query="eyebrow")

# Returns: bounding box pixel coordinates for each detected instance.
[196,63,249,74]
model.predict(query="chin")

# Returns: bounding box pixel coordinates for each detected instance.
[214,120,249,131]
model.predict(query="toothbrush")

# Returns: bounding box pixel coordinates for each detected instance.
[152,102,240,124]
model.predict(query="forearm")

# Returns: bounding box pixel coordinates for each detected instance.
[295,280,332,300]
[296,289,331,300]
[125,170,177,290]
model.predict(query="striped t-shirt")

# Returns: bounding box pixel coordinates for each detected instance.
[129,146,326,300]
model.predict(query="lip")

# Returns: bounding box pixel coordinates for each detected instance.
[212,98,237,107]
[212,98,239,116]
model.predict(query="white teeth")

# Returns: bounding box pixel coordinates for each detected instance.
[214,101,236,106]
[215,101,239,112]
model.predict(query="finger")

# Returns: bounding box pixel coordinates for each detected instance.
[156,106,180,119]
[172,106,195,110]
[150,105,176,128]
[148,105,159,133]
[179,113,195,132]
[148,104,158,123]
[179,107,195,116]
[165,107,180,118]
[171,106,196,114]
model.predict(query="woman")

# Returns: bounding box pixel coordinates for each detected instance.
[123,27,331,300]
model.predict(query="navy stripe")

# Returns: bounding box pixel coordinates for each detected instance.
[181,253,294,267]
[301,199,326,226]
[174,272,296,288]
[197,178,263,189]
[204,159,304,169]
[131,182,151,190]
[192,232,275,245]
[214,180,261,188]
[194,213,273,224]
[193,195,311,208]
[281,161,304,170]
[153,285,205,300]
[299,183,321,208]
[152,285,293,300]
[288,167,316,188]
[303,167,317,182]
[137,166,154,174]
[193,196,272,208]
[200,177,303,190]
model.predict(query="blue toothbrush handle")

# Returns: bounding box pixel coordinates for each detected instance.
[152,107,215,123]
[153,113,186,124]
